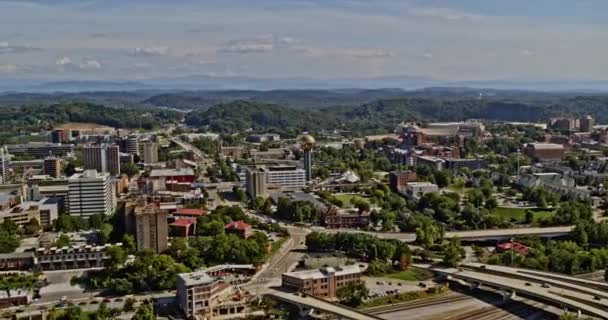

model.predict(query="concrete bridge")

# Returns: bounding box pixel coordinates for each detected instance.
[418,263,608,319]
[263,288,383,320]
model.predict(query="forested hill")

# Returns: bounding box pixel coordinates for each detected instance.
[144,89,408,110]
[0,102,182,131]
[184,95,608,136]
[185,100,341,136]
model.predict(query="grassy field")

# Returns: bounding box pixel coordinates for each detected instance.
[492,207,555,224]
[334,194,368,208]
[384,268,434,281]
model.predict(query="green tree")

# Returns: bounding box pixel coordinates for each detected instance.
[443,238,463,267]
[336,281,369,307]
[106,246,127,270]
[122,234,136,254]
[54,234,71,248]
[132,303,155,320]
[120,162,140,177]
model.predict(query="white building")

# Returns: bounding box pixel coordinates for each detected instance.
[404,182,439,200]
[67,170,116,216]
[245,164,306,197]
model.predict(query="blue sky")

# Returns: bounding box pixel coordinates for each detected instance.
[1,0,608,81]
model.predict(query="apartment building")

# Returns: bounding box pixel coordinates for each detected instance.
[133,204,168,253]
[43,157,61,178]
[142,142,159,164]
[83,144,121,176]
[67,170,116,217]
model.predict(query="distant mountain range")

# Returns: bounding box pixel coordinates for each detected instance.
[3,75,608,93]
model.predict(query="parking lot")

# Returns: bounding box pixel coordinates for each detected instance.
[363,277,436,299]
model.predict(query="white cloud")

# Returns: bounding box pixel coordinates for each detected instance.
[79,59,102,69]
[131,46,169,56]
[0,41,41,54]
[0,64,18,73]
[220,34,297,54]
[344,48,394,59]
[521,49,535,56]
[423,52,433,59]
[407,7,486,21]
[55,56,102,71]
[55,56,72,66]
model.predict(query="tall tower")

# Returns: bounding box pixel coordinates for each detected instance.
[299,135,315,182]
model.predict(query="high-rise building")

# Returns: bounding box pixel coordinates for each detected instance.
[580,115,595,133]
[134,203,168,253]
[67,170,116,217]
[83,144,121,176]
[142,142,158,164]
[245,164,306,198]
[0,147,10,184]
[122,136,139,155]
[49,129,71,144]
[299,135,315,182]
[43,157,61,178]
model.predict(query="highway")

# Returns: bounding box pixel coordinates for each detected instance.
[318,225,574,242]
[263,288,383,320]
[419,264,608,319]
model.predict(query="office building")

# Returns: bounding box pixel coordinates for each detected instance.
[389,171,417,192]
[67,170,116,217]
[416,156,445,171]
[176,271,229,319]
[404,182,439,200]
[43,157,61,178]
[83,144,121,176]
[134,203,168,253]
[6,143,74,158]
[281,264,365,299]
[245,165,306,198]
[524,143,565,162]
[0,147,9,184]
[580,115,595,133]
[444,158,487,172]
[36,243,116,270]
[142,142,159,164]
[122,135,139,155]
[49,129,71,144]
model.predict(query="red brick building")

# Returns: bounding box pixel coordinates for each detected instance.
[225,221,252,239]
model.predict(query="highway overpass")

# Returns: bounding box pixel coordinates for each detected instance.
[320,226,574,242]
[418,264,608,319]
[264,288,382,320]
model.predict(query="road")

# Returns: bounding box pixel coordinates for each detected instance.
[420,264,608,319]
[245,225,309,290]
[317,225,574,242]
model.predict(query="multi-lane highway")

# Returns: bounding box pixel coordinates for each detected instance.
[420,263,608,319]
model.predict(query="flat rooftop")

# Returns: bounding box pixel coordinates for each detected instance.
[178,270,216,286]
[283,264,366,281]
